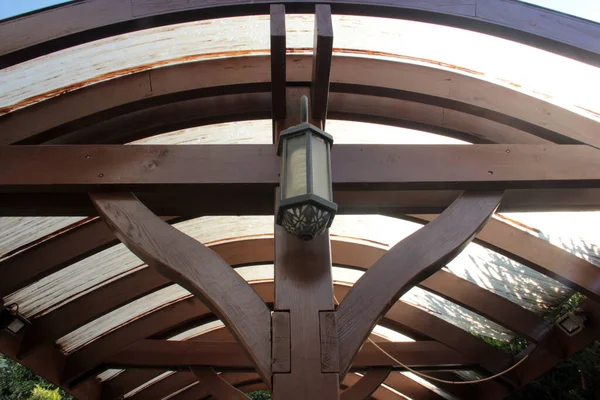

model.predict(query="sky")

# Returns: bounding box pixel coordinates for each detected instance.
[0,0,600,22]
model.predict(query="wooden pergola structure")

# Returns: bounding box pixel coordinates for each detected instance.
[1,1,600,399]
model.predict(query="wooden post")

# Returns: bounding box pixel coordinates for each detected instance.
[272,210,339,399]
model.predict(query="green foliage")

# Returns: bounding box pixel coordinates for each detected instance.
[247,390,271,399]
[0,356,72,400]
[508,340,600,400]
[27,386,60,400]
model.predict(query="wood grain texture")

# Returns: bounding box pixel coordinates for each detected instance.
[273,224,338,399]
[270,5,286,122]
[90,193,272,387]
[2,145,600,192]
[311,4,333,124]
[320,311,340,373]
[340,368,391,400]
[336,191,503,377]
[271,311,291,373]
[191,367,250,399]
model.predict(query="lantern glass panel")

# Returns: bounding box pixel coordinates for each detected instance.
[311,133,331,200]
[283,134,308,199]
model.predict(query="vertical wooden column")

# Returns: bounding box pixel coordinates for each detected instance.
[272,222,339,399]
[271,5,339,398]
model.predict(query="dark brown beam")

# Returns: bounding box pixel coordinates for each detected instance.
[104,340,475,370]
[382,373,444,400]
[311,4,333,124]
[1,144,600,192]
[270,5,286,122]
[191,367,250,399]
[2,0,599,69]
[1,55,592,148]
[340,368,392,400]
[336,191,502,378]
[91,193,272,387]
[14,238,548,359]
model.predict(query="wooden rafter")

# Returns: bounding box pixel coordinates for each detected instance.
[311,4,333,125]
[341,368,392,400]
[2,55,596,148]
[191,367,250,399]
[15,236,549,360]
[104,340,475,370]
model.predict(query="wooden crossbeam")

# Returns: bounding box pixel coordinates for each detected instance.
[104,340,475,370]
[340,368,392,400]
[1,144,599,215]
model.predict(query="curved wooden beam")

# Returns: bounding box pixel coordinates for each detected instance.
[191,367,250,400]
[1,56,591,147]
[2,0,599,67]
[90,193,272,387]
[340,368,392,400]
[336,191,503,377]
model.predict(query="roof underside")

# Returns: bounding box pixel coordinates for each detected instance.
[1,1,600,399]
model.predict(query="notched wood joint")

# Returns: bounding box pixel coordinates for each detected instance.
[320,311,339,373]
[271,311,291,373]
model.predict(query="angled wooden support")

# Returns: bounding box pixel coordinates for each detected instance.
[90,193,272,388]
[340,368,392,400]
[336,191,503,377]
[191,367,250,400]
[270,4,286,124]
[311,4,334,126]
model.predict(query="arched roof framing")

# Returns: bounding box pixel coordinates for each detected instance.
[1,0,599,68]
[1,1,600,400]
[1,56,597,147]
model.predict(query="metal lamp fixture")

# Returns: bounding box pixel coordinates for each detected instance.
[276,96,337,240]
[556,310,588,337]
[1,304,29,335]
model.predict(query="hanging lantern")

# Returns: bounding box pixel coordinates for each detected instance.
[276,96,337,240]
